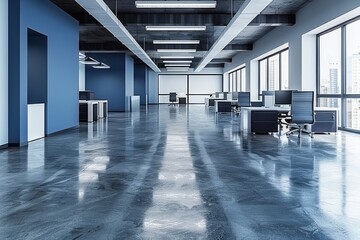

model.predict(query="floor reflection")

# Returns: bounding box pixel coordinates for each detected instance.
[142,131,206,238]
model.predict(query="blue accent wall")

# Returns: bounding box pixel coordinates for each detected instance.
[134,64,147,105]
[86,53,128,112]
[125,55,134,111]
[8,0,79,144]
[86,53,135,112]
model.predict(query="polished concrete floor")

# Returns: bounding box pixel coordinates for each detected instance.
[0,105,360,239]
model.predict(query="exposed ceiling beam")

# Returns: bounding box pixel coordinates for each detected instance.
[78,13,295,27]
[195,0,273,72]
[211,58,232,63]
[223,44,253,51]
[74,0,161,72]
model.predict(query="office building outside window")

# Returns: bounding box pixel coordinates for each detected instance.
[317,17,360,131]
[228,67,246,92]
[258,49,289,99]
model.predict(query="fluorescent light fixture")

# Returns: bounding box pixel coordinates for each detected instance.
[80,57,99,65]
[166,67,189,69]
[157,49,196,53]
[153,40,200,44]
[166,68,190,72]
[146,26,206,31]
[136,1,216,8]
[160,56,195,59]
[163,60,192,63]
[92,62,111,69]
[75,0,160,72]
[165,63,191,67]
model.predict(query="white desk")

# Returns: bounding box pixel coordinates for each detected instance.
[240,106,290,133]
[240,106,338,134]
[87,100,108,118]
[205,97,222,107]
[215,100,238,113]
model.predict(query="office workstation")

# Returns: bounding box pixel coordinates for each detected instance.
[1,0,360,239]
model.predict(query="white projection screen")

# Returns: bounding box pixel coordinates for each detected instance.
[158,75,187,103]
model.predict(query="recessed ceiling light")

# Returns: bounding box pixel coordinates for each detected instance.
[160,56,195,59]
[163,60,192,63]
[157,49,196,53]
[153,40,200,44]
[136,1,216,9]
[165,63,191,67]
[146,26,206,31]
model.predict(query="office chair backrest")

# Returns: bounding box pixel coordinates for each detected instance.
[169,92,177,102]
[261,91,275,106]
[291,91,314,124]
[238,92,251,107]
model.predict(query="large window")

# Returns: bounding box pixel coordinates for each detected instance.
[158,74,222,104]
[228,67,246,92]
[317,17,360,131]
[258,49,289,98]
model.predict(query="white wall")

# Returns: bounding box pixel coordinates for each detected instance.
[79,62,85,91]
[0,0,8,146]
[224,0,360,96]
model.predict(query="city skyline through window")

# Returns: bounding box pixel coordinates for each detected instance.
[318,17,360,131]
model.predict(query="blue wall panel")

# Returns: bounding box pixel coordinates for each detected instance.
[8,0,79,144]
[86,53,126,111]
[134,64,147,105]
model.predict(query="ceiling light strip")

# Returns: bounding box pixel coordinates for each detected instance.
[195,0,273,72]
[164,64,191,67]
[146,26,206,31]
[157,49,196,53]
[154,40,200,44]
[136,1,216,9]
[74,0,161,72]
[160,56,195,59]
[163,60,192,63]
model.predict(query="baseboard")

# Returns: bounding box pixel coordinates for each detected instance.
[46,125,79,137]
[0,143,9,150]
[8,142,28,148]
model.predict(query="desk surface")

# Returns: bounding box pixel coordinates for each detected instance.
[241,106,290,111]
[215,99,238,103]
[242,106,337,112]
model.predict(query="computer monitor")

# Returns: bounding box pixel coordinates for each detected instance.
[261,91,275,106]
[275,90,293,105]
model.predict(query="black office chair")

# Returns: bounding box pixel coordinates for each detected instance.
[286,91,314,138]
[169,92,177,106]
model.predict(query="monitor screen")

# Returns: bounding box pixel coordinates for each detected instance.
[275,90,293,105]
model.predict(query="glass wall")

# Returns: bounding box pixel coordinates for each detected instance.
[317,17,360,131]
[158,74,222,104]
[258,49,289,99]
[228,67,246,92]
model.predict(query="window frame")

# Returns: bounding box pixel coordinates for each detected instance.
[257,48,289,99]
[228,66,246,92]
[316,16,360,131]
